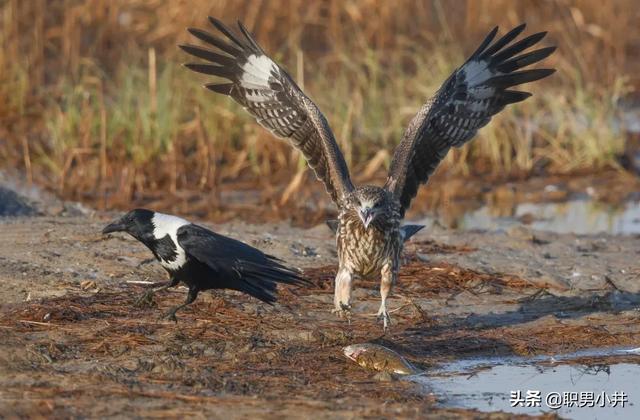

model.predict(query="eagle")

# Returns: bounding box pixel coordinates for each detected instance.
[180,18,555,329]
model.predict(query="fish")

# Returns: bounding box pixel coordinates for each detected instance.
[343,343,420,375]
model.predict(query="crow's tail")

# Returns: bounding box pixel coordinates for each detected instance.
[232,257,309,304]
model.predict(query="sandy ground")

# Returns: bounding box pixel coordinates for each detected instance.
[0,203,639,418]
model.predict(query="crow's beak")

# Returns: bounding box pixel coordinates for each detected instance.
[358,208,374,229]
[102,219,126,234]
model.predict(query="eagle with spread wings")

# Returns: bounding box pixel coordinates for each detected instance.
[181,18,555,330]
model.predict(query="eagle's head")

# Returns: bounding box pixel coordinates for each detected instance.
[346,186,394,230]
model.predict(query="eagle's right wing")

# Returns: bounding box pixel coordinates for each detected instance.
[181,18,354,206]
[385,24,555,216]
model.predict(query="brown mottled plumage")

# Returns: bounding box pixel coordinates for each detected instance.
[182,19,556,329]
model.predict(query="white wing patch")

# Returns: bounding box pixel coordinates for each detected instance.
[240,54,275,89]
[246,90,273,103]
[462,59,494,86]
[461,59,501,100]
[152,212,190,271]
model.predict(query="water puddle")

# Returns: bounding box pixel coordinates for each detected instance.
[460,200,640,235]
[412,347,640,419]
[420,199,640,235]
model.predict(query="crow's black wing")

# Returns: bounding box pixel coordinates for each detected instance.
[181,18,354,206]
[385,24,555,216]
[177,224,307,303]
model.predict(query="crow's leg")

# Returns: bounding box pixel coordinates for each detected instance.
[377,263,396,331]
[135,275,179,307]
[332,267,353,319]
[160,286,199,322]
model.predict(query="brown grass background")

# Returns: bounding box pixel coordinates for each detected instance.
[1,0,638,218]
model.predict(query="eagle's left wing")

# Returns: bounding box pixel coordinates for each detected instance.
[180,18,354,206]
[385,24,555,216]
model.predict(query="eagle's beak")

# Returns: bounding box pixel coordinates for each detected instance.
[102,219,126,234]
[359,208,374,229]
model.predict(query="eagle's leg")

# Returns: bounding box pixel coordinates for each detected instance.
[160,286,199,322]
[377,263,395,331]
[135,275,179,307]
[332,267,353,318]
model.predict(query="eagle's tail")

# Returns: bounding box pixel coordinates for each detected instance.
[400,224,425,242]
[326,219,339,233]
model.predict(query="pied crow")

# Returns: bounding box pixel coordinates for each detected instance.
[102,209,307,321]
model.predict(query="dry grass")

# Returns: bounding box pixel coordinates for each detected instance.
[1,0,638,213]
[0,257,543,417]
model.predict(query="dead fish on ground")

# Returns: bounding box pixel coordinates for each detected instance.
[343,343,420,375]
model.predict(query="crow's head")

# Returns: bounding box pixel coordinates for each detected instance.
[347,186,393,230]
[102,208,155,241]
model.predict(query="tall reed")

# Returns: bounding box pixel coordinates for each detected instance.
[0,0,636,211]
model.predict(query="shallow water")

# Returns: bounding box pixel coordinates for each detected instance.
[413,347,640,419]
[421,199,640,235]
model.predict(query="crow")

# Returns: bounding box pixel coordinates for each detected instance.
[102,209,307,321]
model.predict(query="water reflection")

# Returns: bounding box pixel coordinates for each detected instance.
[425,200,640,235]
[418,363,639,419]
[413,348,640,419]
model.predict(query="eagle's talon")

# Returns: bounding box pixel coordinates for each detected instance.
[332,303,352,321]
[377,308,391,331]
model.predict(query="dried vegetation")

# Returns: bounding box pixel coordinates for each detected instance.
[1,1,638,219]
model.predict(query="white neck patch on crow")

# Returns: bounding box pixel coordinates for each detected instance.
[151,212,189,270]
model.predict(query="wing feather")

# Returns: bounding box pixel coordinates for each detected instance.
[385,24,555,216]
[177,224,308,301]
[181,18,354,205]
